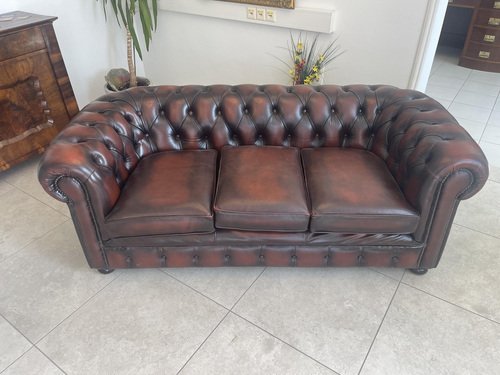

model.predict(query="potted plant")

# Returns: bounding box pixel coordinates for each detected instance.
[97,0,158,91]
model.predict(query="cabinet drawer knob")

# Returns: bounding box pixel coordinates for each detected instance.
[479,51,491,59]
[484,34,496,43]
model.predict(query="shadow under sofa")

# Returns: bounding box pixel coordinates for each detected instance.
[38,84,489,274]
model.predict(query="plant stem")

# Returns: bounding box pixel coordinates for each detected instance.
[127,28,137,87]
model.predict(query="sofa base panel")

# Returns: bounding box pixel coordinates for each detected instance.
[101,244,424,269]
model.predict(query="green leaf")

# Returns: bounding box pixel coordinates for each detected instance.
[152,0,158,29]
[125,2,143,59]
[139,0,153,50]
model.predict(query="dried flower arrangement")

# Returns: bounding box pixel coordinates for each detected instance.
[281,33,344,85]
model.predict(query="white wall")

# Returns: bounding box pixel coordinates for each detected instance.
[144,0,432,88]
[0,0,440,107]
[0,0,135,106]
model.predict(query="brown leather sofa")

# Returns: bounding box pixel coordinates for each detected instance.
[38,85,489,274]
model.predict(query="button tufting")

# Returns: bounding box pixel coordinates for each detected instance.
[188,110,193,116]
[303,108,308,114]
[136,111,142,116]
[244,107,249,114]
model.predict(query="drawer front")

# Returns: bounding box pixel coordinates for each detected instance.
[476,9,500,26]
[0,27,46,61]
[463,42,500,59]
[481,0,500,9]
[0,51,70,170]
[470,26,500,43]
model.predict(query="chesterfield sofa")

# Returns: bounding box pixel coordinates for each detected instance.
[38,84,489,274]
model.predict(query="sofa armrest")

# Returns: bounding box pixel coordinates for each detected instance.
[374,92,488,266]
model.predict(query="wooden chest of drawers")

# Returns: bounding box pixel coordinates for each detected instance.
[0,11,78,171]
[456,0,500,71]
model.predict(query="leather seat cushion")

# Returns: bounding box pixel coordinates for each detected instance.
[302,148,419,234]
[104,150,217,239]
[214,146,310,232]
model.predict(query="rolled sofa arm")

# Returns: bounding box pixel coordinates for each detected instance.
[38,110,134,269]
[374,90,489,267]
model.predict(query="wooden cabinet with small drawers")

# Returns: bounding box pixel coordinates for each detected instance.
[0,11,78,171]
[456,0,500,72]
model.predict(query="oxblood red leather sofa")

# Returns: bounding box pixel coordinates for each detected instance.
[38,85,489,274]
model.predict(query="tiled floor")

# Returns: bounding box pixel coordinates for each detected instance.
[1,47,500,374]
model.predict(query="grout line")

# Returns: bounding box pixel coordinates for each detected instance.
[229,311,340,375]
[175,310,232,375]
[399,282,500,327]
[357,281,401,375]
[452,222,500,241]
[158,269,232,311]
[33,270,124,346]
[0,312,35,374]
[0,219,70,266]
[229,266,267,311]
[479,86,500,143]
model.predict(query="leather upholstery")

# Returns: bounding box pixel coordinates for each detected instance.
[37,84,489,271]
[302,148,419,233]
[214,146,309,232]
[104,150,217,238]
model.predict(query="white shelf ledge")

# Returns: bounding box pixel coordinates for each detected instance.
[158,0,335,34]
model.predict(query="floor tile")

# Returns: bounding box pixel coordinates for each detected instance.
[360,284,500,375]
[233,268,398,375]
[454,180,500,238]
[0,181,14,196]
[454,90,497,109]
[38,270,227,375]
[0,189,67,262]
[469,69,500,86]
[0,221,120,342]
[180,313,336,375]
[432,63,471,79]
[461,80,500,97]
[371,267,405,282]
[2,347,63,375]
[448,102,491,123]
[164,267,264,309]
[487,110,500,126]
[424,84,459,101]
[427,75,466,90]
[479,141,500,182]
[0,316,32,372]
[482,124,500,145]
[454,117,486,141]
[1,157,69,217]
[403,225,500,322]
[435,98,452,109]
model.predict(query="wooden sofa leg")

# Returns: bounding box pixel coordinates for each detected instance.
[97,268,115,274]
[409,268,428,275]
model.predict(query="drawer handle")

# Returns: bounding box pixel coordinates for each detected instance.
[479,51,491,59]
[488,17,500,26]
[495,1,500,9]
[484,34,496,43]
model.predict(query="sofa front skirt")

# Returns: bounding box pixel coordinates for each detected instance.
[101,230,424,269]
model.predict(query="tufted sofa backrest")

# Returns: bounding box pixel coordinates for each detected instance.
[57,84,463,190]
